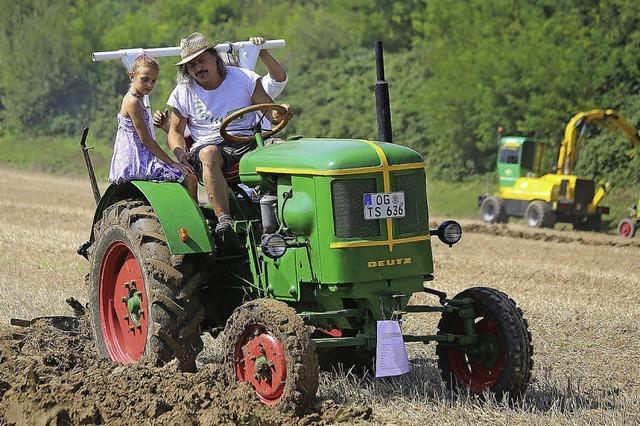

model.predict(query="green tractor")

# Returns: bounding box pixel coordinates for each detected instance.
[79,41,533,414]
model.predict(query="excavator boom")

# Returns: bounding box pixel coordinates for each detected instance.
[556,108,640,175]
[483,107,640,230]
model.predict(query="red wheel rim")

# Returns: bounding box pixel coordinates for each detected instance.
[446,313,505,393]
[619,221,632,237]
[234,324,287,406]
[99,241,149,363]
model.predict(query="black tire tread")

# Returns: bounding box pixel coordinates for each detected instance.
[480,196,508,224]
[525,200,555,228]
[436,286,533,401]
[222,298,319,415]
[88,199,204,372]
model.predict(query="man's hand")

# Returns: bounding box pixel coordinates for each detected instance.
[171,160,195,177]
[250,36,266,46]
[153,109,170,133]
[272,103,293,124]
[174,149,191,166]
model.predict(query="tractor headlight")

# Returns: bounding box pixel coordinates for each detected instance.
[431,220,462,247]
[261,233,287,259]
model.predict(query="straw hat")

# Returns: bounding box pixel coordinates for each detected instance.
[175,32,217,66]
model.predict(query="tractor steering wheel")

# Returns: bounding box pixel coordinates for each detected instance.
[219,103,290,144]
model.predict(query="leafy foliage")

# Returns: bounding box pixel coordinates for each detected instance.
[1,0,640,185]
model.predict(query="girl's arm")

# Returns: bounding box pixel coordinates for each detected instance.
[125,96,180,165]
[168,109,191,165]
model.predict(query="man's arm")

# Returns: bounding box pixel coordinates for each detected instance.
[251,81,292,124]
[259,50,287,82]
[251,78,274,104]
[250,36,287,82]
[168,108,190,164]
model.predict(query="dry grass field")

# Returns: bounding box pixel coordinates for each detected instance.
[0,166,639,424]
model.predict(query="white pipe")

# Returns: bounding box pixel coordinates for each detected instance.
[92,39,285,134]
[92,39,286,62]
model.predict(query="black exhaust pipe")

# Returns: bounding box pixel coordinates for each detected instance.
[374,40,393,143]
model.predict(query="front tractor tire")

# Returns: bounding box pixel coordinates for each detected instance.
[479,196,508,224]
[524,200,555,228]
[436,287,533,401]
[222,298,319,414]
[88,199,205,371]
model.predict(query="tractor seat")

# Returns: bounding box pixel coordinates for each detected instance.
[224,161,240,184]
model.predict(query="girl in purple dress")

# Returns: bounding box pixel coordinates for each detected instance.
[109,54,197,199]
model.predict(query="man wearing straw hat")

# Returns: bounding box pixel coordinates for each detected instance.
[166,32,292,251]
[153,36,288,138]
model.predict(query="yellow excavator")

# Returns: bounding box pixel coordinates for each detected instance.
[479,109,640,230]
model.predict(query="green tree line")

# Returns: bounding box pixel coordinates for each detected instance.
[1,0,639,184]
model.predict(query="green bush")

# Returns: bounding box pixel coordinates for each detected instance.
[3,0,640,183]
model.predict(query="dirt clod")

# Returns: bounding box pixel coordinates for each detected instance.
[65,297,87,317]
[0,315,371,425]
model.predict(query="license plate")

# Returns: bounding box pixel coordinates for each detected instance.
[363,192,405,220]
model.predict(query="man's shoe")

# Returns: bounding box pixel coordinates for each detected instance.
[214,221,244,255]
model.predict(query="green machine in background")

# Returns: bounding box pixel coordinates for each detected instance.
[495,136,552,189]
[80,41,533,414]
[480,109,640,230]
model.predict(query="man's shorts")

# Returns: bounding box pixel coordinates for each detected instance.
[186,140,256,183]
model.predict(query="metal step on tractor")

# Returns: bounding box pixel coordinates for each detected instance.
[78,39,533,414]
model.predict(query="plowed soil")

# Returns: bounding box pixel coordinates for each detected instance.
[1,167,638,425]
[0,315,370,425]
[457,219,640,248]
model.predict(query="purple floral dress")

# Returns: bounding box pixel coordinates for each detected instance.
[109,109,184,184]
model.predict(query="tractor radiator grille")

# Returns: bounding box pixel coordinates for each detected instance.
[331,178,380,238]
[331,172,427,239]
[395,172,427,235]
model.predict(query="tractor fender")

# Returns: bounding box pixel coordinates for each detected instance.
[89,181,214,255]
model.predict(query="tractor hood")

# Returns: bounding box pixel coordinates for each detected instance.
[239,138,423,184]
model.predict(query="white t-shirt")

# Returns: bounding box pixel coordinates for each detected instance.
[218,51,287,98]
[167,66,260,149]
[262,74,287,99]
[177,72,286,137]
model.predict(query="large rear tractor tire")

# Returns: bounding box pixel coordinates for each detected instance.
[524,200,555,228]
[87,199,205,371]
[222,298,319,414]
[436,287,533,401]
[479,196,508,224]
[617,218,636,238]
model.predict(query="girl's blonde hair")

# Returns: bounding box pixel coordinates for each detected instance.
[132,54,159,74]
